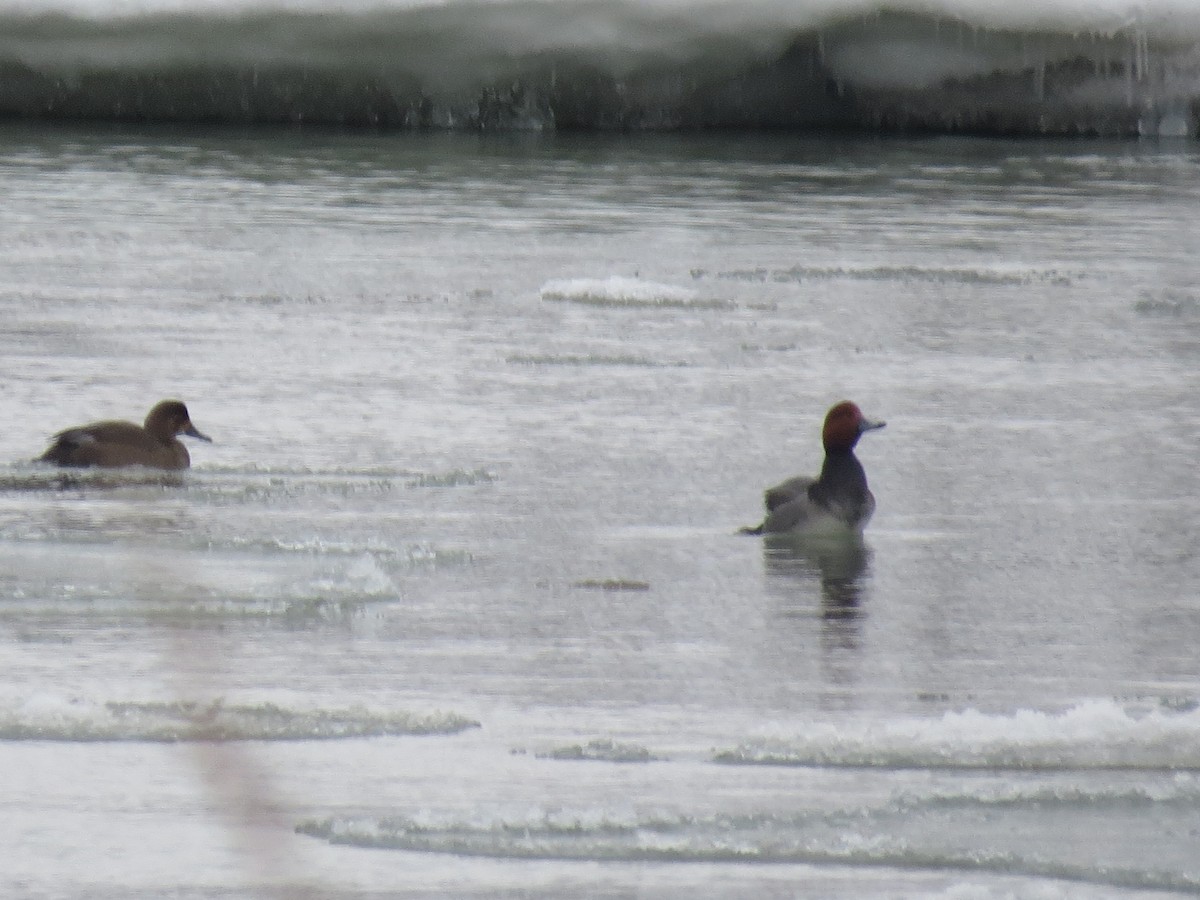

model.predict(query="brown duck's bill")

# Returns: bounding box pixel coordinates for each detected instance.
[184,424,213,443]
[861,418,886,432]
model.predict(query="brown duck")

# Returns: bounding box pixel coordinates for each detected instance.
[39,400,212,470]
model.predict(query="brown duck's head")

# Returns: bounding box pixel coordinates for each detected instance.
[145,400,212,443]
[822,401,885,453]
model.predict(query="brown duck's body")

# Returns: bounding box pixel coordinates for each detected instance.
[39,400,211,470]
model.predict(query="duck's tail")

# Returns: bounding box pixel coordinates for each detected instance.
[738,523,764,536]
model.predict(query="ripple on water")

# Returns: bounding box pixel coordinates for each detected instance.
[295,795,1200,894]
[705,264,1078,286]
[540,276,733,310]
[0,696,480,742]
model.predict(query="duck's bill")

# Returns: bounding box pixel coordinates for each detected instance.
[861,418,886,432]
[185,425,213,443]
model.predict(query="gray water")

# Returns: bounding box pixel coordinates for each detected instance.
[1,124,1198,898]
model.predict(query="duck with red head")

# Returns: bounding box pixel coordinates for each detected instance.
[38,400,212,470]
[742,401,885,536]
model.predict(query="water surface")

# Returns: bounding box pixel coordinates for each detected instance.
[1,125,1199,897]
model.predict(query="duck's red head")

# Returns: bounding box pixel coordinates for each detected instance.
[822,401,886,453]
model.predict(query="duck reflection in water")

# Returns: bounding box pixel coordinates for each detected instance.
[762,533,872,700]
[763,532,871,623]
